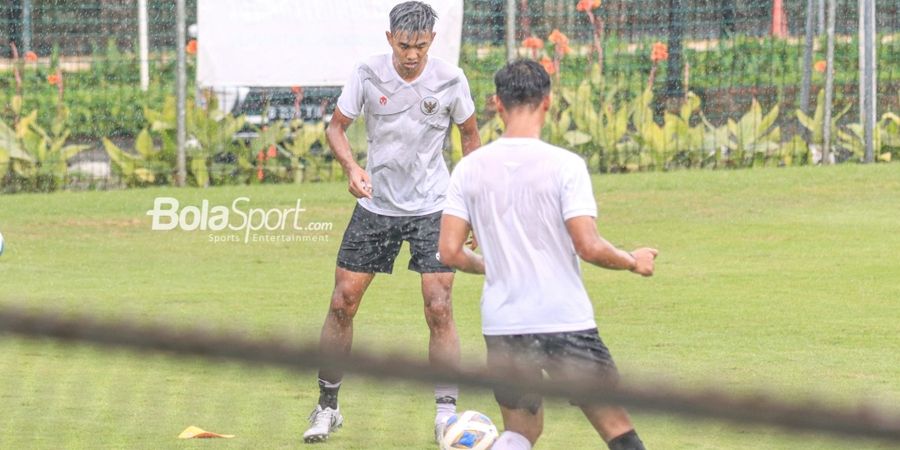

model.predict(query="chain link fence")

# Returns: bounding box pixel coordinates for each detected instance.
[0,0,898,191]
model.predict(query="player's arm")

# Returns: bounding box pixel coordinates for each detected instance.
[326,107,372,199]
[438,214,485,274]
[565,216,657,276]
[457,114,481,156]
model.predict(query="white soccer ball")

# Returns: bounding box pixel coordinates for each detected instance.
[439,410,499,450]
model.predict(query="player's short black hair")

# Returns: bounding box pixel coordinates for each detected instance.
[494,59,551,109]
[389,1,438,35]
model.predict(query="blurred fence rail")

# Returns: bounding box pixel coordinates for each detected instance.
[0,0,898,193]
[2,305,900,444]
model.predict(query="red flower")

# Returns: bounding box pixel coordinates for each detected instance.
[522,36,544,50]
[267,145,277,159]
[291,86,303,95]
[576,0,602,11]
[814,60,827,73]
[186,39,198,55]
[257,150,265,162]
[257,167,264,181]
[540,56,556,75]
[548,29,569,46]
[24,51,38,62]
[47,73,61,85]
[650,42,669,63]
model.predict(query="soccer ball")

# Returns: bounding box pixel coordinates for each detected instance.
[0,230,4,256]
[439,410,499,450]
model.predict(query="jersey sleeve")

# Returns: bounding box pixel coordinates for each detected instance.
[449,72,476,125]
[442,162,470,222]
[560,157,598,220]
[336,64,365,119]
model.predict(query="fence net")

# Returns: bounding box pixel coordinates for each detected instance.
[1,0,898,191]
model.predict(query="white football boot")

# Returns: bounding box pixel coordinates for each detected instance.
[303,405,343,443]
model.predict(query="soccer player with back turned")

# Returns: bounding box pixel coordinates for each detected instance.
[439,59,658,450]
[302,1,481,444]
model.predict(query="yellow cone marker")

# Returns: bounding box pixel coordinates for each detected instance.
[178,425,235,439]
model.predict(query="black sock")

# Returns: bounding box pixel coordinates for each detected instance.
[435,395,457,406]
[607,430,645,450]
[317,378,340,409]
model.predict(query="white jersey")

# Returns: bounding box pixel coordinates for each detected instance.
[337,54,476,217]
[444,138,599,335]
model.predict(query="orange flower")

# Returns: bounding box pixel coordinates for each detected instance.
[522,36,544,50]
[650,42,668,63]
[24,51,38,62]
[556,41,572,56]
[548,29,569,46]
[267,144,277,159]
[186,39,198,55]
[257,150,265,162]
[814,60,827,73]
[291,86,303,95]
[576,0,602,11]
[540,56,556,75]
[47,73,61,85]
[257,167,264,181]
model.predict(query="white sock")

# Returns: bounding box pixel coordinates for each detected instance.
[434,384,458,422]
[492,431,532,450]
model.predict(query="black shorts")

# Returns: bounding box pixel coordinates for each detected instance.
[336,204,453,274]
[484,328,620,414]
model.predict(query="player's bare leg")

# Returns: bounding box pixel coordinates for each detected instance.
[494,405,543,449]
[304,267,375,443]
[421,272,461,439]
[320,267,376,369]
[582,405,646,450]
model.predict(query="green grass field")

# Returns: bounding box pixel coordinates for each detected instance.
[0,164,899,449]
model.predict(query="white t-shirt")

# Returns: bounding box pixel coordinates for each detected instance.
[444,138,599,335]
[337,54,476,217]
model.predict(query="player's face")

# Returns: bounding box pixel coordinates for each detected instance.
[386,30,435,78]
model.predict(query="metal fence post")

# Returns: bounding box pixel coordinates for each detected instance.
[822,0,836,165]
[859,0,876,163]
[138,0,150,92]
[666,0,685,99]
[506,0,517,62]
[176,0,187,187]
[22,0,32,53]
[800,0,815,114]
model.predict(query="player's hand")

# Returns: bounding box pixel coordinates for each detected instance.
[629,247,658,277]
[466,232,478,250]
[347,165,373,199]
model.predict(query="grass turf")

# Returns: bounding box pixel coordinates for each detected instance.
[0,163,898,449]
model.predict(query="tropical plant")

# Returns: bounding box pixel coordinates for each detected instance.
[248,121,290,183]
[795,89,851,164]
[837,112,899,163]
[0,117,34,188]
[4,109,90,192]
[133,94,247,186]
[282,119,330,183]
[703,98,781,168]
[186,98,246,187]
[102,128,167,186]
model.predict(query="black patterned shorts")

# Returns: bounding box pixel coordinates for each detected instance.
[484,328,620,413]
[336,204,453,274]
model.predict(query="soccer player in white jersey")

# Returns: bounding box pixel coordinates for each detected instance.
[302,1,481,444]
[439,59,658,450]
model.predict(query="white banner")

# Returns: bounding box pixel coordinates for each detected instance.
[197,0,463,87]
